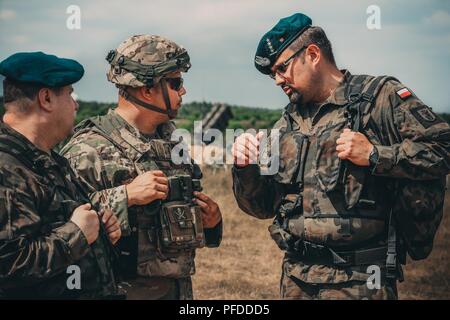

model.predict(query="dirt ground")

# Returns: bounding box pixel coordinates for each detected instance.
[191,166,450,300]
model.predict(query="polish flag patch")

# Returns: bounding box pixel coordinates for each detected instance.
[396,87,412,99]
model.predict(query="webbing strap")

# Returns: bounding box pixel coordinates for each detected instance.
[386,209,397,279]
[295,240,388,267]
[120,88,170,115]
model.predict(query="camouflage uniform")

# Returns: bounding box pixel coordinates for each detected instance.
[0,123,118,299]
[232,70,450,300]
[60,109,222,299]
[60,34,221,299]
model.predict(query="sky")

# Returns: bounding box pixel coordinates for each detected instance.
[0,0,449,112]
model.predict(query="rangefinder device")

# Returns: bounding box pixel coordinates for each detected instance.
[166,174,202,203]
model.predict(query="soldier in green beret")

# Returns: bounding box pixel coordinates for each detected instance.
[232,13,450,299]
[0,52,122,299]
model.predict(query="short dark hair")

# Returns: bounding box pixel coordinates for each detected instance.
[289,26,336,66]
[2,78,63,112]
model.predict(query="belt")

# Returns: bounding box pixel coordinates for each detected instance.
[290,240,387,267]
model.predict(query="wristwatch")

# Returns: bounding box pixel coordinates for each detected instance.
[368,146,379,169]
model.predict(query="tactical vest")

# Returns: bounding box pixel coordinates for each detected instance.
[0,126,118,298]
[270,75,446,279]
[71,113,205,280]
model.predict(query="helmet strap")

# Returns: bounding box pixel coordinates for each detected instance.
[160,79,177,119]
[119,87,168,115]
[119,80,177,119]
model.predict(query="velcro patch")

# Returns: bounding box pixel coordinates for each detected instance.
[410,105,445,129]
[396,87,412,99]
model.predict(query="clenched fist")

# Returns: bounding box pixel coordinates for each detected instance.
[336,128,374,166]
[70,203,100,245]
[232,132,264,168]
[126,170,168,206]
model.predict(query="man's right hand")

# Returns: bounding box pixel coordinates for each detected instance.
[126,170,168,206]
[70,203,100,245]
[232,132,264,168]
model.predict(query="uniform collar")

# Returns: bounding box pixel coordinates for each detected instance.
[285,69,352,114]
[283,69,354,128]
[0,122,66,169]
[108,109,161,143]
[325,69,352,106]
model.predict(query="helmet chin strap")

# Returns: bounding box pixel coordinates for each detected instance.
[119,79,177,119]
[160,79,178,119]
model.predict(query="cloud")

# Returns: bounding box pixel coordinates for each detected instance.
[423,10,450,27]
[0,9,15,20]
[0,0,448,112]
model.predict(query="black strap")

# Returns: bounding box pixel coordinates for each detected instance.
[344,75,401,279]
[386,207,397,279]
[160,79,177,119]
[346,75,399,132]
[119,87,170,115]
[294,240,388,267]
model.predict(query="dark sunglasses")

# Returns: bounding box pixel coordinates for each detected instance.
[165,77,184,91]
[270,45,308,79]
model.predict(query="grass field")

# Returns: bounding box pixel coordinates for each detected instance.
[192,166,450,300]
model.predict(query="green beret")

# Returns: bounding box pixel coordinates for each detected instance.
[254,13,312,75]
[0,51,84,87]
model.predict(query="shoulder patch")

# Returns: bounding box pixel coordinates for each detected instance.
[396,87,412,99]
[410,105,445,129]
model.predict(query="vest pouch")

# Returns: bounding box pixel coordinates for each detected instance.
[315,119,367,209]
[315,119,347,193]
[270,194,304,251]
[159,201,205,252]
[274,131,308,186]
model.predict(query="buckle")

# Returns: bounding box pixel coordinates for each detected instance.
[348,93,361,103]
[105,50,116,63]
[361,92,374,102]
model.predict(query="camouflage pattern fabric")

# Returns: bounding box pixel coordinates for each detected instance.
[281,262,397,300]
[232,70,450,299]
[120,276,192,300]
[107,34,190,87]
[0,123,118,299]
[61,109,221,300]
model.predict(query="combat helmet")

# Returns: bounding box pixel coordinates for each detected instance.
[106,34,191,118]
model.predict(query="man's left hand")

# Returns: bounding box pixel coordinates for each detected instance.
[100,208,122,245]
[336,128,373,167]
[193,192,222,229]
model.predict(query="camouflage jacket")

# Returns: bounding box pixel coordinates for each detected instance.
[232,70,450,284]
[60,109,222,279]
[0,123,118,299]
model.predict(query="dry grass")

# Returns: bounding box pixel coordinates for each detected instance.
[192,167,450,300]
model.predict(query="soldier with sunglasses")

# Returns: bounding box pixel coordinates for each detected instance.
[232,13,449,299]
[60,35,223,300]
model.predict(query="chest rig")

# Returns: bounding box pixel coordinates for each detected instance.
[269,75,404,279]
[74,113,205,279]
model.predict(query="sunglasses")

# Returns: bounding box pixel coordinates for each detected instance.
[270,45,308,80]
[165,77,184,91]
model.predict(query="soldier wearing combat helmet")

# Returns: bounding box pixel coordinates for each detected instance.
[61,35,223,300]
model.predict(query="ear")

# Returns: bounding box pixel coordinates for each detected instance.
[306,44,321,65]
[139,85,159,101]
[37,88,54,112]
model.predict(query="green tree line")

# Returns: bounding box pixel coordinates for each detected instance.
[1,97,449,132]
